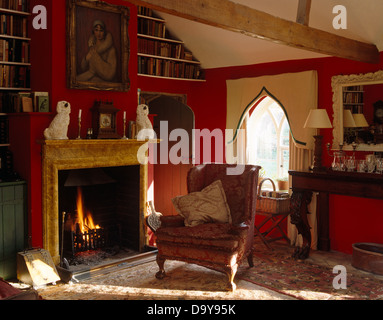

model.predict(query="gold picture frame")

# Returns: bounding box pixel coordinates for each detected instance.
[67,0,130,91]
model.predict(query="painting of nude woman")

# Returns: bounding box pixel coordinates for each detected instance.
[67,0,130,92]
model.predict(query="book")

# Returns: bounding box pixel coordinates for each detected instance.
[16,91,30,112]
[21,96,32,112]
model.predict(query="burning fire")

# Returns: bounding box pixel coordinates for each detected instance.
[76,186,100,232]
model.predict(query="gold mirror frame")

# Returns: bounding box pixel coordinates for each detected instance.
[331,69,383,151]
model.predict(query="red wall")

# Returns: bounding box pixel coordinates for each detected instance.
[12,0,383,254]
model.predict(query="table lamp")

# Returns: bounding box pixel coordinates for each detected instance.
[343,109,357,144]
[352,113,369,144]
[304,109,332,172]
[343,110,356,127]
[352,113,369,128]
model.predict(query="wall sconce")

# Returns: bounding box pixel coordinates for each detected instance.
[304,109,332,172]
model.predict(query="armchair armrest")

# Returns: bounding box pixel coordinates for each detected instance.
[159,215,185,228]
[229,222,249,235]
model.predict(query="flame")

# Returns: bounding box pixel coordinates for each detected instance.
[76,186,100,232]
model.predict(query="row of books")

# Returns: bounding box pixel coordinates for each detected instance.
[0,14,27,38]
[343,92,364,104]
[0,116,8,144]
[138,56,202,79]
[137,6,154,17]
[344,85,364,92]
[0,91,49,113]
[0,0,28,12]
[138,18,166,39]
[345,105,364,115]
[138,38,184,60]
[0,38,29,63]
[0,64,29,88]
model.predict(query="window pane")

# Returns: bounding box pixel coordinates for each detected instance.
[281,149,289,178]
[281,119,290,147]
[270,104,284,124]
[253,112,277,178]
[247,98,290,183]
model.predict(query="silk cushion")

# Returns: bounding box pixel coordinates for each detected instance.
[172,180,231,227]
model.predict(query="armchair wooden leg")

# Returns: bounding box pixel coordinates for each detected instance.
[155,255,166,280]
[225,264,238,291]
[247,250,254,267]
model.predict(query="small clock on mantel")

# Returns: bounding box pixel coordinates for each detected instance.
[90,100,121,139]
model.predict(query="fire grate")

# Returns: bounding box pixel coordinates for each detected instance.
[71,227,106,254]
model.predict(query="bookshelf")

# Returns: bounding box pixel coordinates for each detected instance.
[0,1,31,167]
[342,85,365,145]
[343,85,364,114]
[137,6,205,81]
[0,4,30,91]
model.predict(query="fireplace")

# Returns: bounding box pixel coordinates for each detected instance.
[59,166,141,264]
[41,139,151,266]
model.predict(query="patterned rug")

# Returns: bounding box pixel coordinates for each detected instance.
[37,259,292,300]
[237,240,383,300]
[36,239,383,300]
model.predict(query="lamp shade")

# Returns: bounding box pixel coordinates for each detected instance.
[303,109,332,129]
[353,113,369,127]
[343,110,356,127]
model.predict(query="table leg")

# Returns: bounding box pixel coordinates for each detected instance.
[290,190,313,259]
[317,192,330,251]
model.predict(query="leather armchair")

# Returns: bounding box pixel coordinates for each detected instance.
[154,163,260,290]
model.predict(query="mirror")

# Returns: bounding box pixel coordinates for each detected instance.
[331,70,383,152]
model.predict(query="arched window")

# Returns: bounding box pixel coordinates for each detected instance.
[247,96,290,181]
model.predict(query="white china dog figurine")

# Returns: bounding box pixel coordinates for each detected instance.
[136,104,155,139]
[44,101,71,140]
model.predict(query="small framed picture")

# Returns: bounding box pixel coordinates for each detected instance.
[33,92,49,112]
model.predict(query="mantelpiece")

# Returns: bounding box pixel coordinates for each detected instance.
[331,69,383,151]
[40,139,153,265]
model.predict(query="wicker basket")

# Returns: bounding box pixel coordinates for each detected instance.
[256,178,290,214]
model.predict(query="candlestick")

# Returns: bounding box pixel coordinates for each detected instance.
[76,117,81,139]
[122,117,128,140]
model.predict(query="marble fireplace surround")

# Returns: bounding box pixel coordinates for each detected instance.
[41,139,150,265]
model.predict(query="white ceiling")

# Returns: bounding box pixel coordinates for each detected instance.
[155,0,383,69]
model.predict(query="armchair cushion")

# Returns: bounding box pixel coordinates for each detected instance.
[156,223,239,251]
[171,180,231,227]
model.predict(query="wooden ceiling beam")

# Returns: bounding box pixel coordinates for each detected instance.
[296,0,311,26]
[126,0,380,64]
